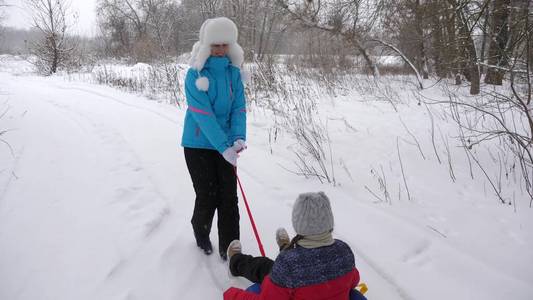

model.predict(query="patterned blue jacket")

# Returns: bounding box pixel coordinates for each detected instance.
[270,239,356,288]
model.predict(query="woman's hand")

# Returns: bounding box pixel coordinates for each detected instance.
[223,147,239,166]
[232,139,247,153]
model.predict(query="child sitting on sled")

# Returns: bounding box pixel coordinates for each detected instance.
[224,192,366,300]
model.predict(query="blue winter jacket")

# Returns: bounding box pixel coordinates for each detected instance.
[181,56,246,153]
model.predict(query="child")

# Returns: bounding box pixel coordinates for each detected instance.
[224,192,363,300]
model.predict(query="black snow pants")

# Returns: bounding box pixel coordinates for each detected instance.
[229,253,274,284]
[184,147,240,255]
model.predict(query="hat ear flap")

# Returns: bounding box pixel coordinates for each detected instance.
[192,44,211,71]
[227,43,244,68]
[189,41,200,66]
[189,19,212,70]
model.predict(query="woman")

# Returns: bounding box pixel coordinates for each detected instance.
[224,192,363,300]
[182,17,247,261]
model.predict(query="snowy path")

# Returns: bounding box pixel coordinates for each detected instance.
[0,71,532,300]
[0,73,274,299]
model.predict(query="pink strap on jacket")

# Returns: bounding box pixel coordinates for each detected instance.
[188,106,212,116]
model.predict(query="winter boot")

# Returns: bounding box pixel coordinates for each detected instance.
[196,238,213,255]
[220,250,228,261]
[226,240,242,260]
[276,228,290,251]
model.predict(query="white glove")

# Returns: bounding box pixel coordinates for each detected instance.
[222,147,239,166]
[232,139,247,153]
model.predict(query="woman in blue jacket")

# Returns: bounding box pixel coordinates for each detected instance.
[182,17,247,260]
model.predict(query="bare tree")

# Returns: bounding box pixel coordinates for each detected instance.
[221,1,288,61]
[425,0,533,205]
[456,1,483,95]
[200,0,221,18]
[276,0,382,77]
[484,0,511,85]
[425,0,458,79]
[26,0,75,74]
[97,0,150,60]
[383,0,430,78]
[0,0,8,40]
[0,0,6,21]
[97,0,182,61]
[385,0,491,94]
[96,2,132,57]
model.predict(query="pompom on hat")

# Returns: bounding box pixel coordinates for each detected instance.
[292,192,335,236]
[189,17,247,91]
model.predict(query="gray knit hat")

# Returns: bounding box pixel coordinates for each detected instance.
[291,192,334,236]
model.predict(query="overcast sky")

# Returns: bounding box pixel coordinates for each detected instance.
[4,0,98,36]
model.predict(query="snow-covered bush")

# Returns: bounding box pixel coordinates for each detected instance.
[85,62,186,104]
[436,79,533,207]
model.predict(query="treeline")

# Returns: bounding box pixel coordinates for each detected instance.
[81,0,533,94]
[0,0,531,94]
[94,0,309,62]
[0,27,41,54]
[273,0,531,94]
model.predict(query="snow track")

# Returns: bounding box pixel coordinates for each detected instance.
[0,74,181,299]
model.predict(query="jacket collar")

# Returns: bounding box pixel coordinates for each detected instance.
[205,56,230,71]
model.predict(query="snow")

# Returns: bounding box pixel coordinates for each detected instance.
[0,56,532,300]
[375,55,404,66]
[91,62,154,77]
[0,55,35,75]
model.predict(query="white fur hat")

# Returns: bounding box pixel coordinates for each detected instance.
[292,192,334,236]
[189,17,246,91]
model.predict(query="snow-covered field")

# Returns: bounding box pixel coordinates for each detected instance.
[0,56,532,300]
